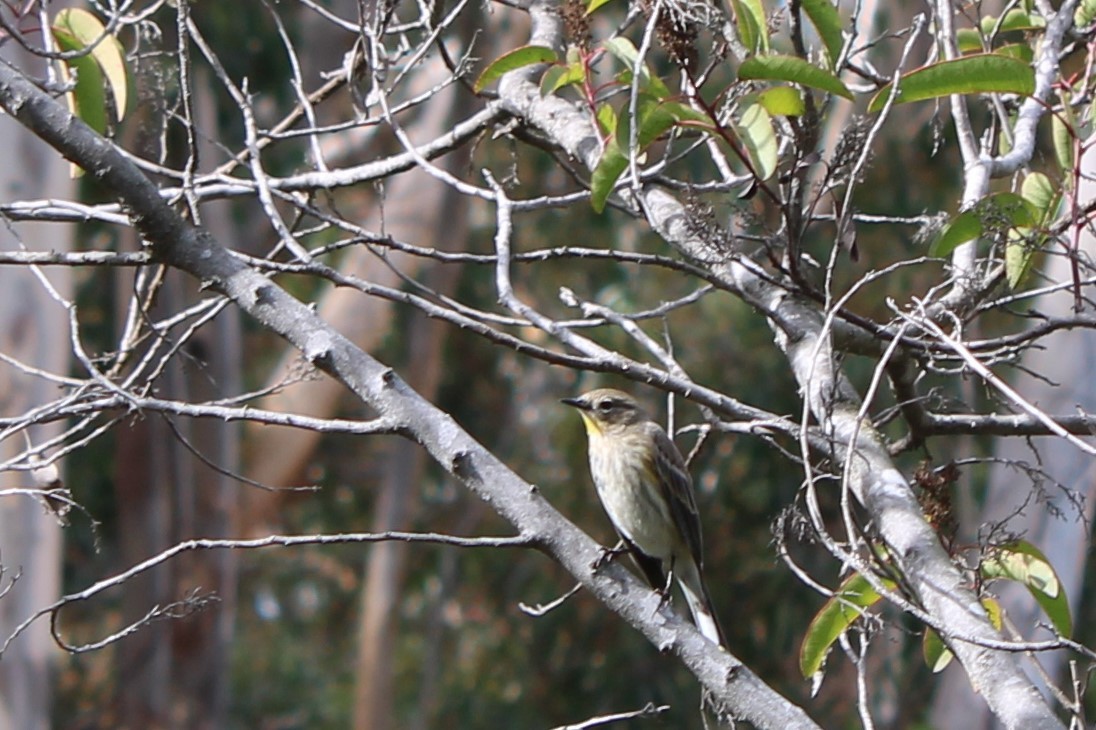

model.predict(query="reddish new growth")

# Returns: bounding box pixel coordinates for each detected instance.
[913,461,960,553]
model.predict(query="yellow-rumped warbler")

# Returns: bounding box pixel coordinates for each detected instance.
[563,388,725,647]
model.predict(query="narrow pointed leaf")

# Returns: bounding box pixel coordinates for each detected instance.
[739,55,853,100]
[602,37,671,98]
[922,627,953,673]
[53,8,128,123]
[589,96,687,212]
[659,101,712,125]
[590,143,627,213]
[995,43,1034,62]
[633,101,677,148]
[983,596,1004,628]
[799,0,844,67]
[1052,108,1075,174]
[475,45,557,92]
[957,29,985,54]
[930,192,1038,257]
[930,210,982,257]
[1008,172,1061,288]
[982,540,1072,636]
[596,102,617,136]
[869,54,1035,113]
[982,540,1061,597]
[742,0,770,52]
[1003,175,1060,289]
[586,0,618,14]
[540,62,586,96]
[52,36,107,135]
[727,0,760,54]
[800,573,891,678]
[981,9,1045,34]
[1006,229,1036,289]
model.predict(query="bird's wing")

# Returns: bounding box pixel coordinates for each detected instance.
[647,424,727,646]
[646,422,704,565]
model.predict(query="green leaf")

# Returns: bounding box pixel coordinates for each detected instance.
[800,573,890,678]
[53,34,107,135]
[930,210,983,257]
[52,7,132,138]
[983,595,1004,627]
[732,0,769,53]
[1052,111,1075,174]
[930,192,1038,257]
[1077,0,1096,27]
[53,8,128,123]
[616,95,694,150]
[983,541,1061,597]
[602,37,671,98]
[734,103,777,180]
[1022,172,1058,218]
[799,0,844,68]
[631,99,677,148]
[1006,229,1036,289]
[475,45,557,92]
[982,541,1072,636]
[1003,175,1058,289]
[596,103,617,136]
[922,627,952,673]
[658,101,712,125]
[590,143,627,213]
[738,54,853,100]
[995,43,1034,63]
[589,96,693,212]
[987,191,1039,225]
[868,54,1035,113]
[540,62,586,96]
[586,0,618,14]
[956,29,985,54]
[981,9,1045,34]
[742,0,770,52]
[757,86,806,116]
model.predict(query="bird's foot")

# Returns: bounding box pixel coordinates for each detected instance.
[656,573,674,611]
[591,540,629,570]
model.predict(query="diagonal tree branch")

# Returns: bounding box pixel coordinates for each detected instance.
[494,2,1065,727]
[0,57,820,730]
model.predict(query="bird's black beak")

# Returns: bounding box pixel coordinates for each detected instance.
[561,396,588,410]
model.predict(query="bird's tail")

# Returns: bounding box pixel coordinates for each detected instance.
[677,559,726,648]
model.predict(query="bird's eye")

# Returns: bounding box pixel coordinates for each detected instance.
[596,399,614,414]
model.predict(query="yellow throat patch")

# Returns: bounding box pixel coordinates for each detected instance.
[578,412,603,437]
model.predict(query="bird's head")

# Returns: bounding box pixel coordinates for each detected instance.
[561,388,647,436]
